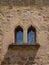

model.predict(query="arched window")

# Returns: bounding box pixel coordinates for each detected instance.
[15,26,23,45]
[27,26,36,45]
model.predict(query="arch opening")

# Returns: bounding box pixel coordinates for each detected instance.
[27,26,36,45]
[15,26,23,45]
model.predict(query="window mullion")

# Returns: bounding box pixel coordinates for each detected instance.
[23,29,27,44]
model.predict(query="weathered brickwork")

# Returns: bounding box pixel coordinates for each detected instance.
[0,0,49,65]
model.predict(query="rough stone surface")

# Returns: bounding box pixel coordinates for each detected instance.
[0,0,49,65]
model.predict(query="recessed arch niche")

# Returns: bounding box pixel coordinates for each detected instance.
[15,26,23,45]
[27,25,36,44]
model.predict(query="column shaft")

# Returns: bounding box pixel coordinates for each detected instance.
[23,29,27,44]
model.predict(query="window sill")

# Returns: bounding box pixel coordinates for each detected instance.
[11,43,39,46]
[9,43,40,50]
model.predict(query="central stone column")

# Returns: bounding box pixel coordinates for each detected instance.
[23,29,27,44]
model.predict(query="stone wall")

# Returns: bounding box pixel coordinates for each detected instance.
[0,0,49,65]
[0,0,49,6]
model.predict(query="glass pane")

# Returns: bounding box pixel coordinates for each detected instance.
[16,31,23,45]
[28,30,35,44]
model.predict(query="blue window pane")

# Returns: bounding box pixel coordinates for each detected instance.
[16,31,23,45]
[28,30,35,44]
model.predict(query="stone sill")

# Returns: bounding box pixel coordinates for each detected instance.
[8,43,40,50]
[11,43,39,46]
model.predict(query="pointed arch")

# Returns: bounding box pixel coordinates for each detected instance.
[27,25,36,44]
[15,26,23,45]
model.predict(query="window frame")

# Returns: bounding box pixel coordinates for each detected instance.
[27,26,36,45]
[15,26,23,45]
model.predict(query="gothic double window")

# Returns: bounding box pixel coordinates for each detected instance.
[15,26,36,45]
